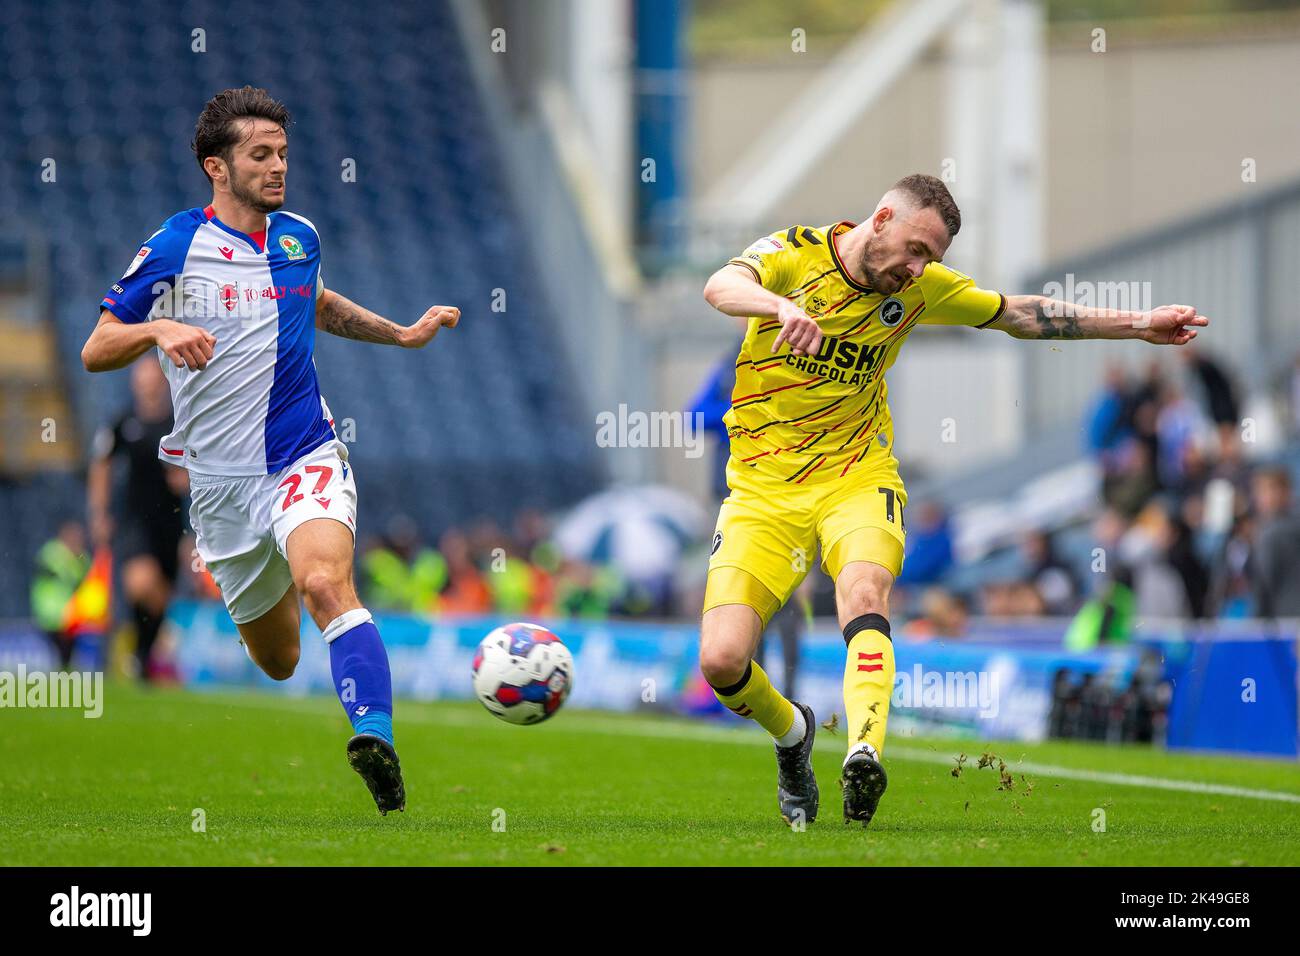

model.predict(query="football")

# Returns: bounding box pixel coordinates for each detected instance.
[471,622,574,725]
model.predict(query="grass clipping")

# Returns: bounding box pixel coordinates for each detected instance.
[951,750,1036,812]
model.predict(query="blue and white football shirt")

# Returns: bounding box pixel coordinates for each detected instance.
[101,205,336,476]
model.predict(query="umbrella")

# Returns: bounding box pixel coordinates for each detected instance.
[553,485,709,582]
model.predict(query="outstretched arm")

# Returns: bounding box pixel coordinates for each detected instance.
[988,295,1208,345]
[316,288,460,348]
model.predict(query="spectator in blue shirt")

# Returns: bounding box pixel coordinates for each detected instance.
[897,500,954,586]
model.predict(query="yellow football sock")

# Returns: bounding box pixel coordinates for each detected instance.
[843,615,894,757]
[711,660,795,740]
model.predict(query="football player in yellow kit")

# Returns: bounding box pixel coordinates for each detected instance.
[699,173,1208,827]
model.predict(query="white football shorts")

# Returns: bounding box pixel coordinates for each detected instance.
[188,439,357,624]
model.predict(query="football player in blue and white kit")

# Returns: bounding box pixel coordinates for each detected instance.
[82,87,460,815]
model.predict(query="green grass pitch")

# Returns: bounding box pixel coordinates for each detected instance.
[3,683,1298,866]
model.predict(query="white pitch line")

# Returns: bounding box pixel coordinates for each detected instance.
[887,747,1300,804]
[207,691,1300,804]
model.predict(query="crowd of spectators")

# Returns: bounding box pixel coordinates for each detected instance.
[32,349,1300,654]
[31,505,665,675]
[894,349,1300,641]
[355,510,662,619]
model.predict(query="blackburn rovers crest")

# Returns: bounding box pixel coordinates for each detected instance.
[279,235,306,260]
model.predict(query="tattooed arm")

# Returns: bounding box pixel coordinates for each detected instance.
[987,295,1208,345]
[315,288,460,348]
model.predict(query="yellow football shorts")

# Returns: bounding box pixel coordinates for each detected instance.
[704,445,907,627]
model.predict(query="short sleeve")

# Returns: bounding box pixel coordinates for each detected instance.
[727,230,801,297]
[100,226,186,325]
[917,263,1006,328]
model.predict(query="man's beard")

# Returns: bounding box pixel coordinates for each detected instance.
[860,262,901,293]
[231,176,283,214]
[852,260,904,293]
[857,236,903,293]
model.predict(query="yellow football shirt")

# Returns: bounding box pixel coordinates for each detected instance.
[724,221,1006,484]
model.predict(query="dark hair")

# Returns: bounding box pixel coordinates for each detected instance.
[891,173,961,238]
[192,87,291,183]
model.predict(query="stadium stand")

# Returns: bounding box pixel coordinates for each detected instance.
[0,0,603,616]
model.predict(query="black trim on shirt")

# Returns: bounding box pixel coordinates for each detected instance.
[975,293,1008,329]
[727,259,763,285]
[827,221,873,294]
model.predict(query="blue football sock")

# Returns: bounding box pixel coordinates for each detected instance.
[353,709,393,743]
[323,608,394,746]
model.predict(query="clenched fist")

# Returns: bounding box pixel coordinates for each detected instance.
[399,305,461,349]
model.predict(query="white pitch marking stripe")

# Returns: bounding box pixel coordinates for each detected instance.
[210,692,1300,804]
[887,747,1300,804]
